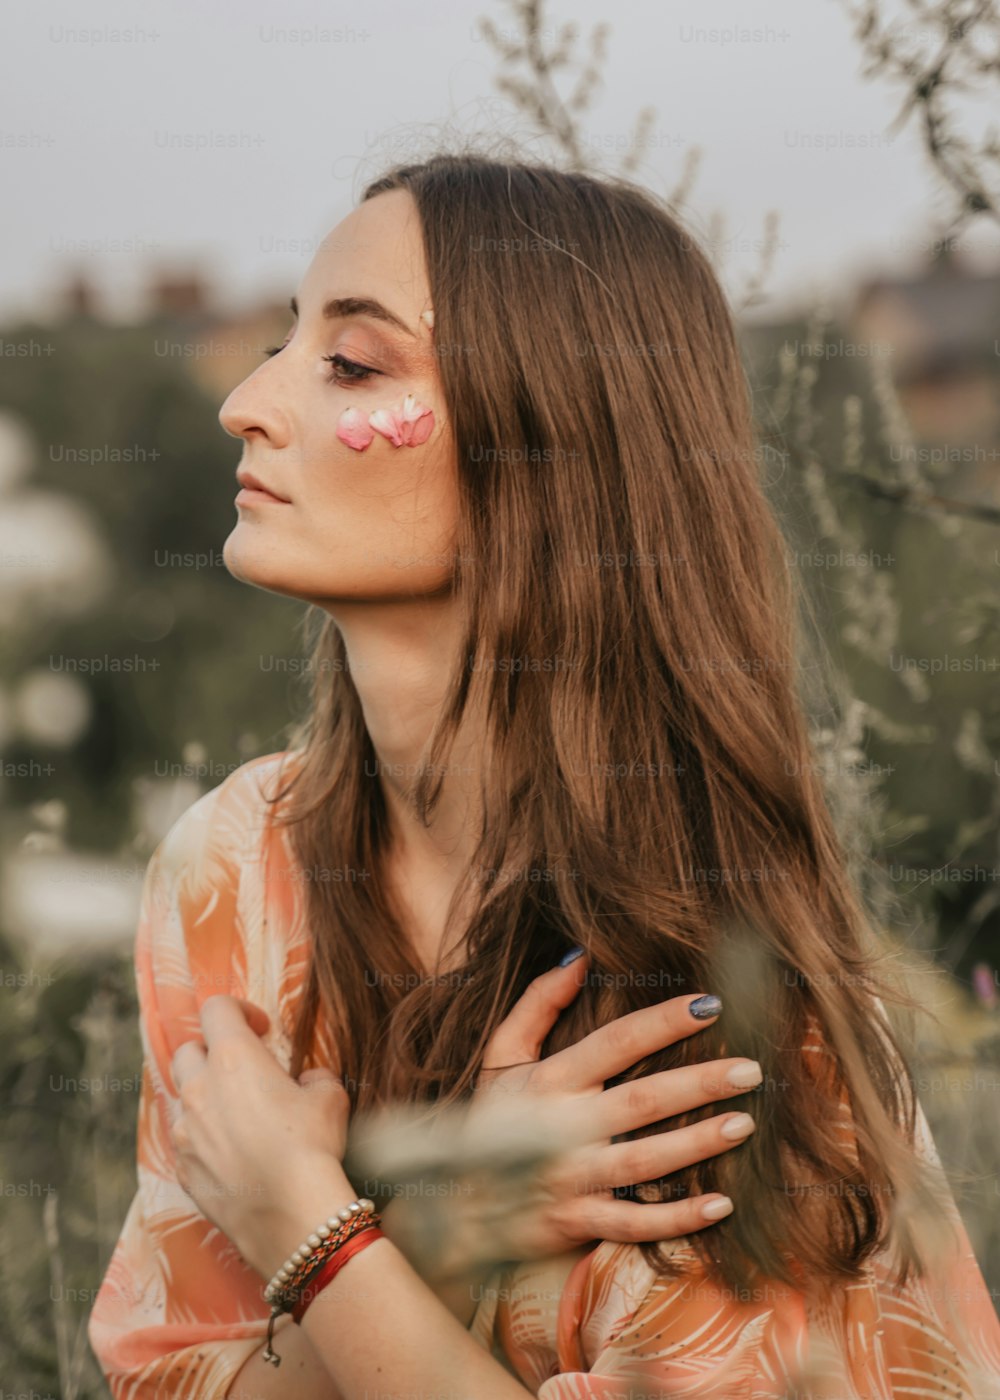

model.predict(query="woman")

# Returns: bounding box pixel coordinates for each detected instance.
[88,153,1000,1398]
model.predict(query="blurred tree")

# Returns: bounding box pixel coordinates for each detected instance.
[0,315,303,852]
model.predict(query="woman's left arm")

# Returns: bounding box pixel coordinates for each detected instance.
[170,995,532,1400]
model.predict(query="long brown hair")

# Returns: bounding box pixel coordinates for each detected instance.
[268,151,943,1294]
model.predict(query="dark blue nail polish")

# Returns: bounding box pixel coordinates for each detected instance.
[689,994,722,1019]
[558,946,586,967]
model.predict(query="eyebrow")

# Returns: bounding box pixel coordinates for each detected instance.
[289,294,416,339]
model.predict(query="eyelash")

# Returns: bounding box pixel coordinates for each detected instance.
[261,344,379,386]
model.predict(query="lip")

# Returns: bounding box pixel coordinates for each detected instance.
[235,467,291,504]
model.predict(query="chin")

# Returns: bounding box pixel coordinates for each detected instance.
[222,525,301,597]
[222,525,456,604]
[222,527,352,603]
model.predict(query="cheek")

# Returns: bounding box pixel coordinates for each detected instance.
[287,387,455,552]
[365,431,458,557]
[297,400,452,532]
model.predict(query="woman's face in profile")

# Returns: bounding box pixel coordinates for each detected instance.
[219,188,456,607]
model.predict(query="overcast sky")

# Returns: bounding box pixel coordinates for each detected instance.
[3,0,999,328]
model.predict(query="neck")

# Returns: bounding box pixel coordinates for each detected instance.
[319,593,484,881]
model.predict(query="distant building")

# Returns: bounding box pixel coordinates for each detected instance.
[61,273,100,320]
[851,251,1000,455]
[146,272,211,319]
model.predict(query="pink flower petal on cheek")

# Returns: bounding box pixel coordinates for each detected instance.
[336,407,375,451]
[407,407,435,445]
[368,406,403,446]
[398,393,435,443]
[369,395,436,448]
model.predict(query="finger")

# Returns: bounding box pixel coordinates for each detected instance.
[582,1109,756,1190]
[541,992,722,1090]
[199,994,257,1047]
[482,952,589,1071]
[578,1190,736,1243]
[171,1039,207,1092]
[595,1057,763,1138]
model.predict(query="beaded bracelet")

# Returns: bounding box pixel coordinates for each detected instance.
[265,1201,378,1307]
[261,1197,381,1366]
[290,1225,384,1323]
[271,1211,374,1311]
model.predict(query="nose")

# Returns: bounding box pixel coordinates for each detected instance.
[218,365,292,448]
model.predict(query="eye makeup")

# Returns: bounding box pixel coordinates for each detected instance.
[262,296,434,383]
[321,353,379,386]
[261,336,391,383]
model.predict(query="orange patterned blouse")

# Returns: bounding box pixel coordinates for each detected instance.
[89,752,1000,1398]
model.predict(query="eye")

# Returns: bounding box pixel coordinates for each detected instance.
[259,344,380,386]
[322,353,379,386]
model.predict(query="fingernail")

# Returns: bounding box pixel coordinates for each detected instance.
[726,1061,762,1089]
[720,1112,756,1140]
[558,946,586,967]
[702,1196,734,1220]
[688,994,722,1019]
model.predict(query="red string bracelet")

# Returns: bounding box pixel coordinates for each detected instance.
[292,1225,385,1324]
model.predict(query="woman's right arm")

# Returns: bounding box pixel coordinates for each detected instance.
[85,776,499,1400]
[87,787,279,1397]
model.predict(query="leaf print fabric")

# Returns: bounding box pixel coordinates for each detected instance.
[89,753,1000,1398]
